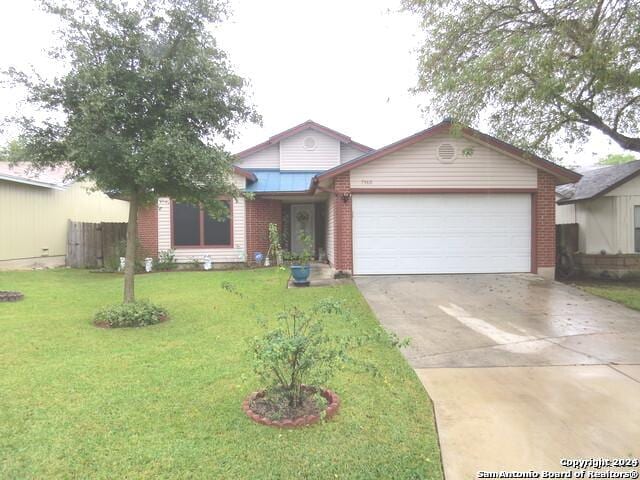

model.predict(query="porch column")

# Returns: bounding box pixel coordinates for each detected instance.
[334,172,353,273]
[536,170,556,279]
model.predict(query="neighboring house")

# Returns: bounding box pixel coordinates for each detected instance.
[137,119,579,279]
[0,163,129,270]
[556,160,640,277]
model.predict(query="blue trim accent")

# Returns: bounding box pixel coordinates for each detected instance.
[245,170,321,193]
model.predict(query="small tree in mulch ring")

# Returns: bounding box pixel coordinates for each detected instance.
[237,295,409,428]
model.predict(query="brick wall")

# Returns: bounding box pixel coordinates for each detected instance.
[536,170,557,271]
[246,198,282,261]
[333,173,353,272]
[137,203,158,257]
[575,253,640,279]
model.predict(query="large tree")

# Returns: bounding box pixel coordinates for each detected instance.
[403,0,640,157]
[4,0,259,303]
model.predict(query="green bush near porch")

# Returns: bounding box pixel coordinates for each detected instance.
[0,268,442,479]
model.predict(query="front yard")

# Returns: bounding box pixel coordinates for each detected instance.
[574,280,640,311]
[0,268,442,479]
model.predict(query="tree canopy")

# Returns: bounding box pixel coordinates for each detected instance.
[403,0,640,158]
[598,152,638,165]
[3,0,259,302]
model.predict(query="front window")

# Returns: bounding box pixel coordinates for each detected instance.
[173,201,231,247]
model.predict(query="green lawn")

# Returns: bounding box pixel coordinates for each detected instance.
[576,280,640,311]
[0,268,442,479]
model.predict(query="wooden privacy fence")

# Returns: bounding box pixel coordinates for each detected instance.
[556,223,579,279]
[556,223,579,255]
[67,221,128,268]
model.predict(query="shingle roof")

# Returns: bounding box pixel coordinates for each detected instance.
[556,160,640,204]
[0,162,72,190]
[244,170,320,193]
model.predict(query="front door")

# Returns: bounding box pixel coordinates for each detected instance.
[291,204,315,255]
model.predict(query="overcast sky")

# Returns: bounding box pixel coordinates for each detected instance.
[0,0,629,168]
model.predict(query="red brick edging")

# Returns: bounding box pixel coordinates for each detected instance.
[242,388,340,428]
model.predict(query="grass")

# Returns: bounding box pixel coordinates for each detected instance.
[0,268,442,479]
[575,279,640,311]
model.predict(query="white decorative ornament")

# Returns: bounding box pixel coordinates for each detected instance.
[119,257,126,271]
[144,257,153,273]
[203,256,212,270]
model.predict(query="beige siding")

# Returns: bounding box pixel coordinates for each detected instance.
[280,130,340,171]
[575,197,617,254]
[556,197,577,225]
[350,133,537,189]
[0,180,129,265]
[340,144,364,164]
[235,144,279,169]
[565,175,640,254]
[156,174,246,263]
[606,174,640,197]
[605,176,640,254]
[327,193,335,265]
[614,196,637,253]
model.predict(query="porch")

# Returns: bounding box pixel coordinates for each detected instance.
[286,262,352,288]
[245,193,331,264]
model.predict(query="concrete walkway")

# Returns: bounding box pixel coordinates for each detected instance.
[287,263,351,288]
[356,275,640,480]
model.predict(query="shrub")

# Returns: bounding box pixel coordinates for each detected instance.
[248,298,407,408]
[155,249,177,271]
[94,301,168,328]
[103,239,145,273]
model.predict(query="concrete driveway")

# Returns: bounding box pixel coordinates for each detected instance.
[356,274,640,480]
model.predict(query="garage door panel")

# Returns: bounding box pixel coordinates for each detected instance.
[352,194,531,275]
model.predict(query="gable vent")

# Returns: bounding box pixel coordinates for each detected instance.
[437,143,456,163]
[303,136,317,151]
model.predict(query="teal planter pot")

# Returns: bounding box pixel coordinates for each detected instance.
[290,265,310,286]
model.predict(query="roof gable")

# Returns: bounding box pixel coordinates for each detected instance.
[315,121,581,185]
[233,120,373,160]
[346,131,538,189]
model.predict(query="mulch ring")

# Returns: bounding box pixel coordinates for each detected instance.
[0,291,24,302]
[93,314,169,329]
[243,386,340,428]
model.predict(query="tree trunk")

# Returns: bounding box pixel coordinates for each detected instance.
[123,192,138,304]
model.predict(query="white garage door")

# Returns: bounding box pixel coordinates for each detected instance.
[352,194,531,275]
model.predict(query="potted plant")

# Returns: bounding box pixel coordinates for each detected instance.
[290,230,313,286]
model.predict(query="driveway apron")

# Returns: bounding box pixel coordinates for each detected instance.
[355,274,640,479]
